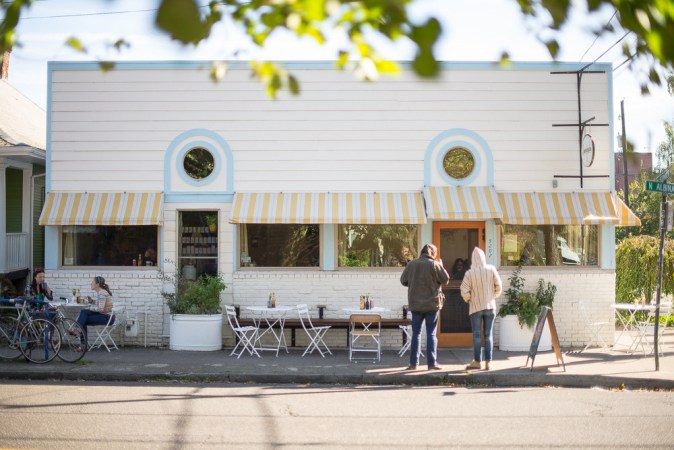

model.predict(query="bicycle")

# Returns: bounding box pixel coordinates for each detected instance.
[47,302,87,363]
[0,298,25,360]
[17,299,62,364]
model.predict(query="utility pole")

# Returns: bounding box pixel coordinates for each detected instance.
[621,99,630,237]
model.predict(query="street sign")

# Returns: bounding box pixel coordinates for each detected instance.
[656,166,672,182]
[646,180,674,194]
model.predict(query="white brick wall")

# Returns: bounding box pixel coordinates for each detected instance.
[45,270,166,347]
[45,267,617,350]
[495,267,616,348]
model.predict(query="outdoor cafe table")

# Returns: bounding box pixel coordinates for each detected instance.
[244,305,293,356]
[611,303,657,352]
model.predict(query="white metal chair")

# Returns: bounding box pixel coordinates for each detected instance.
[90,308,125,352]
[631,302,671,356]
[579,301,610,352]
[349,314,381,363]
[296,304,332,357]
[398,324,424,357]
[225,305,260,358]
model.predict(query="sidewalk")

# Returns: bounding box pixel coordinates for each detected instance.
[1,334,673,390]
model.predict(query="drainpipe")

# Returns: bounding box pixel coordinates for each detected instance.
[30,173,45,277]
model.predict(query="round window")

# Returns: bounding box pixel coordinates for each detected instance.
[183,147,215,180]
[442,147,475,179]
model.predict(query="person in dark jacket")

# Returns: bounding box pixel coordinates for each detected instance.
[400,243,449,370]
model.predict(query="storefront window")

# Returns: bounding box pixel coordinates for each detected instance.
[240,224,319,268]
[62,226,158,267]
[179,211,218,279]
[338,225,418,268]
[500,224,598,267]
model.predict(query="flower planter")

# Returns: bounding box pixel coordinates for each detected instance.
[170,314,223,351]
[498,314,551,352]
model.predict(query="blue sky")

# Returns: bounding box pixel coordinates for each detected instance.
[7,0,673,156]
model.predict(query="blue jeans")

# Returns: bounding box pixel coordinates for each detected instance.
[410,311,439,367]
[469,309,495,362]
[77,310,113,340]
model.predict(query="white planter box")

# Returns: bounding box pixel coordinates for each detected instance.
[498,314,552,352]
[170,314,223,351]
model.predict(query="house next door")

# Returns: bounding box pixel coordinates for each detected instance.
[434,221,485,347]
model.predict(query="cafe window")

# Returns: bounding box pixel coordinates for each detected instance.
[239,224,320,268]
[62,226,158,267]
[500,224,598,267]
[337,224,418,268]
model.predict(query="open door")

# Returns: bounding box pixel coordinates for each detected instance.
[434,221,485,347]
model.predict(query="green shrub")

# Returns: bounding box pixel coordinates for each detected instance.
[159,270,226,315]
[497,263,556,329]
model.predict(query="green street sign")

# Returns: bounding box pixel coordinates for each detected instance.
[656,167,672,182]
[646,180,674,194]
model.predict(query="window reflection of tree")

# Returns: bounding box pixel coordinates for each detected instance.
[183,148,214,179]
[338,224,418,267]
[246,224,319,267]
[502,225,597,267]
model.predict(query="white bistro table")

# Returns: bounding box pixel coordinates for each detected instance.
[245,305,293,356]
[610,303,656,352]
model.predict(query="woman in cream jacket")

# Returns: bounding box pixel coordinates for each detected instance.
[460,247,502,370]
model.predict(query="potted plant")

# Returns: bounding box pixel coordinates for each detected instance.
[159,267,226,351]
[497,263,557,351]
[205,213,218,233]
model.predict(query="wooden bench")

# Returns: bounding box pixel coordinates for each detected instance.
[237,314,412,348]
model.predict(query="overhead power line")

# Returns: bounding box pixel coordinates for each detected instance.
[579,8,619,62]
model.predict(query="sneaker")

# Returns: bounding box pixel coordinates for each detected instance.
[465,360,482,370]
[406,364,418,370]
[428,365,443,370]
[485,361,491,371]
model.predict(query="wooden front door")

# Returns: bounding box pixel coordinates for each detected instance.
[434,221,485,347]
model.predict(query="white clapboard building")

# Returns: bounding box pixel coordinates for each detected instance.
[39,61,639,349]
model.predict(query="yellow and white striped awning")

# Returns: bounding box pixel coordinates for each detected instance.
[39,192,163,226]
[229,192,426,224]
[614,196,641,227]
[423,186,502,220]
[498,192,620,225]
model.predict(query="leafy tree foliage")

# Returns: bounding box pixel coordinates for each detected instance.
[2,0,673,96]
[616,235,674,304]
[655,121,674,171]
[616,170,661,241]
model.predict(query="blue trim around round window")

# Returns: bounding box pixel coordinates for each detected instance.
[176,140,222,186]
[435,140,481,186]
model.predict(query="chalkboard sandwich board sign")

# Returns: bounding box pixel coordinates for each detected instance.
[525,306,565,372]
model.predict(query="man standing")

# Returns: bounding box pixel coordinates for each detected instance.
[400,243,449,370]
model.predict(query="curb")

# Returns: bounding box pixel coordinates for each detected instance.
[1,370,672,390]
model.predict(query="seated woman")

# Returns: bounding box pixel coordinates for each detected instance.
[451,258,467,280]
[24,268,56,320]
[24,268,53,300]
[75,276,114,343]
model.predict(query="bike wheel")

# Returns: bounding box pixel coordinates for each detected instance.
[0,316,23,360]
[19,319,61,364]
[55,318,87,363]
